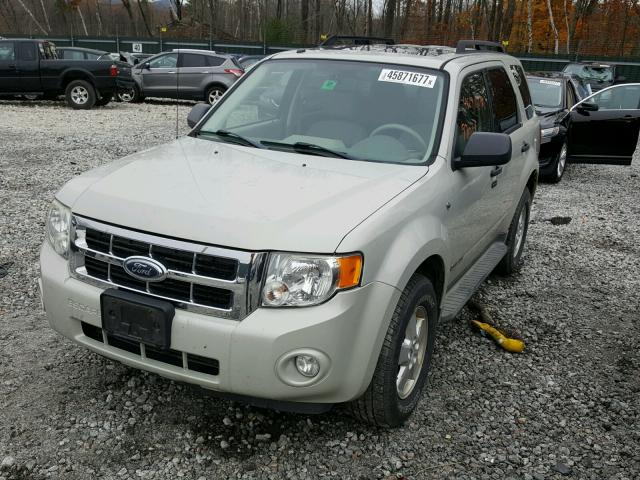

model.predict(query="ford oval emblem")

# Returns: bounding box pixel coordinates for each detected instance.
[122,256,168,282]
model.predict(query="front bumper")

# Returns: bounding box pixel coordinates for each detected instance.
[40,241,400,405]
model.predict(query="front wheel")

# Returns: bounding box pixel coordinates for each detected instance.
[348,274,438,427]
[544,140,568,183]
[65,80,96,109]
[496,188,531,275]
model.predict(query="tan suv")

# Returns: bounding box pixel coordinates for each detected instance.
[41,40,539,427]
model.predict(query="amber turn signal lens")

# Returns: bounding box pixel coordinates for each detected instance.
[337,255,363,289]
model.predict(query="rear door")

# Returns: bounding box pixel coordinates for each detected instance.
[140,53,178,98]
[0,41,18,92]
[15,41,40,92]
[567,84,640,165]
[177,52,209,100]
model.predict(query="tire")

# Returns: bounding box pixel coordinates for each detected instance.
[65,80,96,109]
[348,274,438,427]
[118,87,139,103]
[95,95,112,106]
[496,188,531,275]
[544,140,568,184]
[206,85,226,105]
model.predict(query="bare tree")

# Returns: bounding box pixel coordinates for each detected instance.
[545,0,559,54]
[301,0,309,42]
[526,0,533,52]
[383,0,396,36]
[14,0,48,34]
[40,0,52,31]
[137,0,153,36]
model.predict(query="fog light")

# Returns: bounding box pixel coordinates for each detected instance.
[295,355,320,377]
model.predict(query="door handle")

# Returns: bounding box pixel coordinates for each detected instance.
[490,166,503,177]
[521,142,530,153]
[167,71,176,74]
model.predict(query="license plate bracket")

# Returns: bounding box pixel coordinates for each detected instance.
[101,289,175,350]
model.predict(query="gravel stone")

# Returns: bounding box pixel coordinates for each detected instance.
[1,99,639,479]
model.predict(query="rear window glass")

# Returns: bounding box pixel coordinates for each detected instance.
[17,42,36,61]
[181,53,207,68]
[510,65,533,119]
[206,56,225,67]
[487,68,519,132]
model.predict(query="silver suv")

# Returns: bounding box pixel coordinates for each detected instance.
[124,49,243,104]
[40,41,539,427]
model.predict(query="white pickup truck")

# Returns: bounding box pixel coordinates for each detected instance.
[41,40,540,426]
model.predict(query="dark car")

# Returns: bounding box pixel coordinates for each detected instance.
[56,46,109,61]
[562,62,625,93]
[527,72,588,182]
[567,83,640,166]
[0,39,133,109]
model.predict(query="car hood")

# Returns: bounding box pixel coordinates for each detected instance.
[60,136,426,252]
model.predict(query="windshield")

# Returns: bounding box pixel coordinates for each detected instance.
[564,64,613,82]
[198,59,446,164]
[528,78,563,108]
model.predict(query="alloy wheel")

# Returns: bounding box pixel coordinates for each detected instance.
[397,305,428,399]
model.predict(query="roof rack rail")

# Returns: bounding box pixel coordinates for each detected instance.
[319,35,395,48]
[455,40,505,54]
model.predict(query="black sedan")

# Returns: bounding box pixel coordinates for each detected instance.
[527,72,587,182]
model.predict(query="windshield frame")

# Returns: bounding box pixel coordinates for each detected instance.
[189,57,450,167]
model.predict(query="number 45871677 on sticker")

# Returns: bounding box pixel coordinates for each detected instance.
[378,69,437,88]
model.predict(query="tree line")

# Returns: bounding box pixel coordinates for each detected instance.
[1,0,639,56]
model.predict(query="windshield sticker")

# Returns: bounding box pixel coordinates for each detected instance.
[378,69,437,88]
[539,79,561,86]
[321,80,337,90]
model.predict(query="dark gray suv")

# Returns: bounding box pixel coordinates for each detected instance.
[123,49,243,104]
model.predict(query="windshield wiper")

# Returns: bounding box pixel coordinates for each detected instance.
[262,141,354,159]
[198,129,265,149]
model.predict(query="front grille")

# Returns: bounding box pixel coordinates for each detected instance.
[70,216,267,319]
[81,322,220,375]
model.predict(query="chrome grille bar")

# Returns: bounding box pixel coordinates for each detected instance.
[69,215,267,320]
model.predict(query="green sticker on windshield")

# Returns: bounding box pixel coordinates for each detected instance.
[321,80,337,90]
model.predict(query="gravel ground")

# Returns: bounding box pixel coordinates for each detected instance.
[1,99,639,480]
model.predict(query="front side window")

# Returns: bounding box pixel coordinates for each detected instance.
[0,42,15,61]
[455,72,493,156]
[149,54,177,69]
[588,85,640,110]
[487,68,519,132]
[528,77,563,108]
[198,59,447,165]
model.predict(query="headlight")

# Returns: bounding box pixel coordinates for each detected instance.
[261,253,362,307]
[541,126,560,138]
[46,199,71,257]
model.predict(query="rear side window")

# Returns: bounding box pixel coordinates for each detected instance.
[65,50,86,60]
[487,68,519,132]
[17,42,36,61]
[510,65,533,119]
[181,53,207,68]
[455,72,493,157]
[206,55,225,67]
[0,42,15,61]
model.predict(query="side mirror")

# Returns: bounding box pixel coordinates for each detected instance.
[187,103,210,128]
[455,132,512,169]
[142,62,150,69]
[614,75,626,84]
[577,101,599,112]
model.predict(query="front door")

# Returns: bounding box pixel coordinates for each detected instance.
[568,84,640,165]
[140,53,178,98]
[0,41,18,92]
